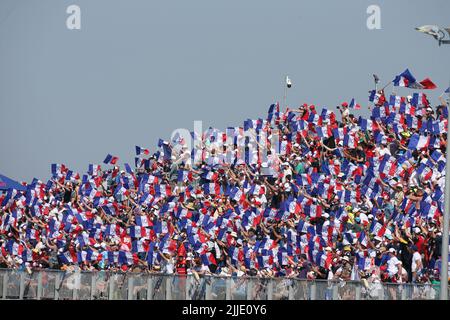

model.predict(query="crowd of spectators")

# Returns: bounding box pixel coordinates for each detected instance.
[1,89,449,287]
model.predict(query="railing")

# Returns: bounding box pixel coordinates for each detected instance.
[0,268,448,300]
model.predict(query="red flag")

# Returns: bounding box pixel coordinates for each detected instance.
[419,78,437,90]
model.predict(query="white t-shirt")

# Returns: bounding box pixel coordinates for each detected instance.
[163,258,175,274]
[379,147,391,157]
[387,256,400,276]
[342,108,349,118]
[411,252,422,273]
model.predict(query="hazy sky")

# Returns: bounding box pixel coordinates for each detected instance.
[1,0,449,182]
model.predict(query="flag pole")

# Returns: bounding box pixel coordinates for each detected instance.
[381,80,393,92]
[440,78,450,300]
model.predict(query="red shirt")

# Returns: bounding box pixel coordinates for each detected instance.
[415,236,425,254]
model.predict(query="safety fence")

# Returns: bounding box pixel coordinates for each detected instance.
[0,268,448,300]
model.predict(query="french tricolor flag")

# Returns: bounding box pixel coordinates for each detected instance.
[128,226,149,238]
[51,163,67,176]
[379,156,397,176]
[399,103,416,115]
[407,134,429,150]
[135,215,151,227]
[228,246,239,264]
[267,103,280,123]
[102,203,117,216]
[427,205,440,220]
[393,69,417,87]
[249,185,266,196]
[343,134,357,148]
[118,251,138,265]
[358,117,374,132]
[308,204,322,219]
[144,175,159,185]
[288,200,301,214]
[349,98,361,110]
[139,193,154,206]
[176,207,193,220]
[369,90,382,104]
[316,125,332,139]
[357,232,368,247]
[321,108,337,123]
[156,184,172,197]
[58,251,76,264]
[132,239,149,253]
[124,163,134,175]
[135,146,150,156]
[200,252,217,266]
[370,221,386,237]
[103,154,119,165]
[203,183,221,195]
[88,164,101,176]
[204,171,218,181]
[7,240,24,256]
[411,92,428,107]
[178,170,194,182]
[358,256,372,271]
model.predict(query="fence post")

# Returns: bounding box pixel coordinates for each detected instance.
[401,284,407,300]
[205,277,212,300]
[147,276,153,300]
[72,273,79,300]
[186,276,191,300]
[289,280,294,300]
[246,279,253,300]
[128,276,134,300]
[267,280,273,300]
[90,273,96,300]
[310,282,316,300]
[225,277,232,300]
[3,271,9,300]
[355,282,361,300]
[378,285,384,300]
[19,272,25,300]
[109,274,115,300]
[54,272,61,300]
[37,272,42,300]
[165,276,172,300]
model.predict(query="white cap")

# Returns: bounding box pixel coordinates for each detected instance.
[388,248,396,253]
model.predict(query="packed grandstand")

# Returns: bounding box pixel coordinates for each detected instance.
[1,77,449,287]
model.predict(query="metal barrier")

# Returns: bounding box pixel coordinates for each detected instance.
[0,268,447,300]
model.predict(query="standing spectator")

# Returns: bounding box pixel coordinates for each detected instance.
[411,245,423,283]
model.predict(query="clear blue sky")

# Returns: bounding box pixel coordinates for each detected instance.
[1,0,449,182]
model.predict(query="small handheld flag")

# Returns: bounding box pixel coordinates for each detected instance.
[103,154,119,165]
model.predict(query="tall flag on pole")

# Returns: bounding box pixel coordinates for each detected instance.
[393,69,436,89]
[419,78,437,90]
[393,69,417,88]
